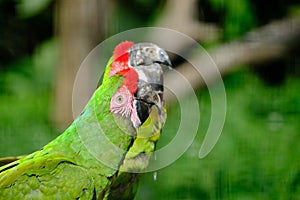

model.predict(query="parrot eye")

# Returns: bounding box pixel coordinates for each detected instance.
[115,95,124,104]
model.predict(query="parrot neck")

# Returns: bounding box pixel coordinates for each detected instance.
[43,67,135,175]
[76,72,136,166]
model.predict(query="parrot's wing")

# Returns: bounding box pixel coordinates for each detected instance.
[0,153,101,199]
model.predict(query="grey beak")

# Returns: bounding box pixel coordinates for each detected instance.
[129,43,171,125]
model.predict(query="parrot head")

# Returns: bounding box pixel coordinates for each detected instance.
[109,41,171,129]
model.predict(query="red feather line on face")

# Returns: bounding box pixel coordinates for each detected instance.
[109,41,138,94]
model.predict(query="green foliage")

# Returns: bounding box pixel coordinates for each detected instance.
[288,4,300,16]
[208,0,256,40]
[0,39,58,157]
[111,0,164,33]
[135,70,300,199]
[16,0,52,18]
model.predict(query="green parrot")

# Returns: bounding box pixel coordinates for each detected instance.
[0,41,171,199]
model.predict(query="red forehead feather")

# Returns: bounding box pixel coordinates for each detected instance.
[113,41,134,59]
[109,41,137,94]
[109,41,134,77]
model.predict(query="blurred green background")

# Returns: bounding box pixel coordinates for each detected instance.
[0,0,300,199]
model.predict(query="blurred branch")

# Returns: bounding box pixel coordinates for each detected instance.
[165,15,300,103]
[150,0,220,52]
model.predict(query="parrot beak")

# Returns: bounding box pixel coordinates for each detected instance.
[135,90,164,126]
[129,43,172,126]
